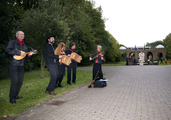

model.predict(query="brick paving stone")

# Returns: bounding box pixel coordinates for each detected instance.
[14,66,171,120]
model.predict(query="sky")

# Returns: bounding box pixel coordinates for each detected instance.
[93,0,171,47]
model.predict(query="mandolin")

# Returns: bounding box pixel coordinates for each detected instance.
[13,50,38,60]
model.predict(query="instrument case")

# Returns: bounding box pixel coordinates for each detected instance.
[93,80,107,88]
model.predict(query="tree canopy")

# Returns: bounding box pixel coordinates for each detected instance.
[163,33,171,59]
[0,0,121,79]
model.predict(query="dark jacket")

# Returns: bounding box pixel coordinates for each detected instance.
[90,52,104,64]
[43,44,59,66]
[5,39,28,66]
[65,49,77,68]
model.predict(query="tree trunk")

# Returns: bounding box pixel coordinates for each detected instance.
[40,53,45,79]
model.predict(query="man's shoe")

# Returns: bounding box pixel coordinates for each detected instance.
[10,99,16,104]
[58,84,63,88]
[72,82,76,84]
[48,91,56,95]
[45,90,50,93]
[15,96,23,99]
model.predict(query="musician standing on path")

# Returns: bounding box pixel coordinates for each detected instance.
[65,43,77,85]
[54,42,67,88]
[5,31,34,104]
[89,45,104,80]
[43,35,63,95]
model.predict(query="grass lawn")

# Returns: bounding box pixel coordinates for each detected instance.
[0,68,92,119]
[158,59,171,65]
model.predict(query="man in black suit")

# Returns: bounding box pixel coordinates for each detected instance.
[43,35,62,95]
[5,31,34,104]
[65,43,77,85]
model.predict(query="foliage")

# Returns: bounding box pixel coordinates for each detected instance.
[15,0,70,78]
[163,33,171,59]
[0,0,122,79]
[119,44,126,47]
[105,32,121,62]
[0,69,92,118]
[0,1,24,79]
[135,45,137,51]
[146,41,164,47]
[157,52,161,59]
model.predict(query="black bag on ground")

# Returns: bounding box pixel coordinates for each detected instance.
[93,80,107,88]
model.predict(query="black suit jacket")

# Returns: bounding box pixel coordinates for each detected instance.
[5,39,28,66]
[43,44,59,66]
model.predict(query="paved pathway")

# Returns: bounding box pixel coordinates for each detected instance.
[14,66,171,120]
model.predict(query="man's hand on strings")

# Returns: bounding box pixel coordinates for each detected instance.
[28,51,34,56]
[20,52,25,57]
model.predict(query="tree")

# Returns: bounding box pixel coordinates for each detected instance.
[146,40,164,47]
[163,33,171,59]
[15,0,69,78]
[0,1,24,79]
[135,45,137,51]
[105,32,120,62]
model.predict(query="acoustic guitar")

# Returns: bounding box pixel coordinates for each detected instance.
[13,50,38,60]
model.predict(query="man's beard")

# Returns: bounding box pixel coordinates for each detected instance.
[50,41,55,44]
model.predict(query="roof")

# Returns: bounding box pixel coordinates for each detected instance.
[131,46,150,49]
[156,44,165,48]
[119,46,126,50]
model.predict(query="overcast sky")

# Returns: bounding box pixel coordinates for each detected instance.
[93,0,171,47]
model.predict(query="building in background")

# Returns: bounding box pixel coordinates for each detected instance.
[119,44,166,61]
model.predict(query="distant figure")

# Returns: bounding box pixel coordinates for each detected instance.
[129,56,132,65]
[160,58,163,64]
[165,58,167,64]
[132,57,134,65]
[157,58,159,63]
[148,58,150,65]
[134,58,136,65]
[126,56,129,65]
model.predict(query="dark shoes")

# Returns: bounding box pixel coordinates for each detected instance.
[55,84,63,88]
[10,96,23,104]
[58,84,63,88]
[45,90,50,94]
[48,91,56,95]
[15,96,23,99]
[10,99,16,104]
[72,82,76,84]
[45,90,56,95]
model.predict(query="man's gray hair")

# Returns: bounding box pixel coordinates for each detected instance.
[16,31,19,36]
[16,31,24,36]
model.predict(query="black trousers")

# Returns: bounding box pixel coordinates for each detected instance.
[93,63,103,80]
[46,64,58,91]
[57,73,64,85]
[9,65,25,99]
[67,67,76,84]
